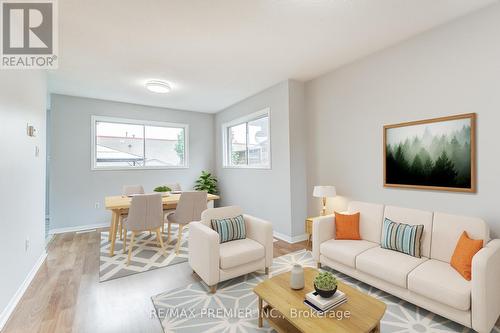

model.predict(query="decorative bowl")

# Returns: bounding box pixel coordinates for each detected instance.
[314,284,337,298]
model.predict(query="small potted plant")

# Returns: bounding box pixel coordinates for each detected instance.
[153,185,172,195]
[194,171,218,194]
[313,271,338,298]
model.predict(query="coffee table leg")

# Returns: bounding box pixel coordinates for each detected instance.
[258,297,263,327]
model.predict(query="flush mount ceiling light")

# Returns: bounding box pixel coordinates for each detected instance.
[145,80,171,93]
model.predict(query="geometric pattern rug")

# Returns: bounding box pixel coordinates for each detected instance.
[99,224,188,282]
[151,250,500,333]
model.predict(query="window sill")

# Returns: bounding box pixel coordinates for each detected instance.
[91,165,189,171]
[222,165,271,170]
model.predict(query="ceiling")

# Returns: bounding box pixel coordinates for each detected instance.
[49,0,497,113]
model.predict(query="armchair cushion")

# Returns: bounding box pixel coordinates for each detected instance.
[201,206,243,227]
[219,238,265,269]
[211,214,246,243]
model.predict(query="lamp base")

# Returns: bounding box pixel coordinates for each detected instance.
[320,197,327,216]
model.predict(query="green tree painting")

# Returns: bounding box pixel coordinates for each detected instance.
[385,115,474,190]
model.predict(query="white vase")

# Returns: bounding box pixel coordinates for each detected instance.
[290,264,304,290]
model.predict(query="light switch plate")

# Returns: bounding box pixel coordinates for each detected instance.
[26,124,37,137]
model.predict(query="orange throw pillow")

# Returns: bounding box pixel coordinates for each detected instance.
[450,231,483,281]
[335,212,361,240]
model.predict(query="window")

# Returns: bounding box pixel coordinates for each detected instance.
[222,108,270,168]
[91,116,188,170]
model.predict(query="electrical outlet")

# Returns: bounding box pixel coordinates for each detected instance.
[95,202,100,209]
[25,238,30,252]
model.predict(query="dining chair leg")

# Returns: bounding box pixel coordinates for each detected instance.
[122,227,127,254]
[118,217,123,240]
[127,231,136,266]
[175,224,184,255]
[155,228,165,254]
[161,223,164,234]
[167,222,172,244]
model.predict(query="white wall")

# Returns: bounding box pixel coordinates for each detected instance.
[49,94,214,231]
[305,4,500,237]
[215,80,307,240]
[215,81,293,237]
[0,71,47,324]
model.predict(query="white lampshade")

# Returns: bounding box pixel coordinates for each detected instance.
[313,185,337,198]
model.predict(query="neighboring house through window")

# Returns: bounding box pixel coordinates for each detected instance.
[91,116,188,170]
[222,108,271,169]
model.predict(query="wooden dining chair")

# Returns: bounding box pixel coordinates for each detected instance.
[122,193,165,265]
[165,191,207,255]
[116,185,145,241]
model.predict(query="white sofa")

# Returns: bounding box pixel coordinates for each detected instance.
[312,201,500,333]
[189,206,273,293]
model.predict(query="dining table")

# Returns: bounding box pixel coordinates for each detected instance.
[104,193,220,256]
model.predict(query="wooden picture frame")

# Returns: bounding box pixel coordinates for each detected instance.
[384,113,476,193]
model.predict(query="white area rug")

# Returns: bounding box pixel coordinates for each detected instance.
[99,224,188,282]
[152,250,500,333]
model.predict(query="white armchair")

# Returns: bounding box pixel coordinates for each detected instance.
[189,206,273,293]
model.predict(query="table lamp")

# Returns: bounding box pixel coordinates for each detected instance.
[313,186,337,216]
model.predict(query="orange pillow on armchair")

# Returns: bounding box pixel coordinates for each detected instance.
[335,212,361,240]
[450,231,483,281]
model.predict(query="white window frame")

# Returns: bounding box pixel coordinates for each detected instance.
[91,115,189,171]
[221,108,271,169]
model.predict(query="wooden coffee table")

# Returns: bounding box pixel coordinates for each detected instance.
[253,267,386,333]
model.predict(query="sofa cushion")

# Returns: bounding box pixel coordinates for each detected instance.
[320,239,378,268]
[408,259,471,311]
[219,238,264,269]
[431,212,489,263]
[356,247,427,288]
[381,218,424,258]
[384,206,433,258]
[347,201,384,244]
[335,212,361,240]
[450,231,484,281]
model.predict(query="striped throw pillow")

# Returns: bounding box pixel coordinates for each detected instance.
[381,218,424,258]
[211,215,246,243]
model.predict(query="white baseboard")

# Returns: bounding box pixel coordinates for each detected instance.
[273,232,309,244]
[49,222,108,235]
[0,251,47,331]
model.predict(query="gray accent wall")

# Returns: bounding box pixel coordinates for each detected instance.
[305,4,500,237]
[49,95,214,231]
[0,71,47,320]
[214,80,307,240]
[288,81,308,237]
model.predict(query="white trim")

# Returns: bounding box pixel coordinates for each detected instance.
[0,251,47,331]
[90,115,189,171]
[45,234,54,246]
[49,222,108,235]
[221,108,271,169]
[273,231,309,244]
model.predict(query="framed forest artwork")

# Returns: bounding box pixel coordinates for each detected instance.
[384,113,476,192]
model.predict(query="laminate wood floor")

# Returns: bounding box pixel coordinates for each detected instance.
[2,231,309,333]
